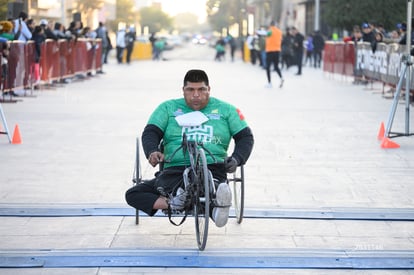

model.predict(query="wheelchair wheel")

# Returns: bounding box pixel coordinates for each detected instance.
[134,137,141,225]
[194,148,210,251]
[231,165,245,224]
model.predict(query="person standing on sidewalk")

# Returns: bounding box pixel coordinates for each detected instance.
[258,20,284,88]
[13,12,32,42]
[96,22,109,67]
[312,30,325,68]
[116,27,126,64]
[124,26,136,64]
[291,27,304,75]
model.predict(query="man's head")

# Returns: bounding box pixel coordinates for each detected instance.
[182,69,211,111]
[18,12,28,21]
[40,19,48,27]
[361,23,372,34]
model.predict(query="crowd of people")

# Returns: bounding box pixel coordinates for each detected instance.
[341,20,412,85]
[344,22,407,48]
[115,26,136,64]
[343,21,413,52]
[0,11,115,96]
[208,21,325,89]
[245,22,325,88]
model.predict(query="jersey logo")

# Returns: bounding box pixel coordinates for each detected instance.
[173,109,184,116]
[182,125,213,143]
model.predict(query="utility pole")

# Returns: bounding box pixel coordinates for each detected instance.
[61,0,66,26]
[314,0,320,31]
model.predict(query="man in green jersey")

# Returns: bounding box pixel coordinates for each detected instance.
[126,69,254,227]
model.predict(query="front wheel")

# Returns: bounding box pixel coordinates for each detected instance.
[231,165,244,224]
[194,148,210,251]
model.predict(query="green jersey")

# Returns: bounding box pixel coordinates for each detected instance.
[147,97,248,168]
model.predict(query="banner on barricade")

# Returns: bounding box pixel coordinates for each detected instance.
[324,41,413,90]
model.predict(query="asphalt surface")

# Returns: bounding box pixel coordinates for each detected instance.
[0,42,413,274]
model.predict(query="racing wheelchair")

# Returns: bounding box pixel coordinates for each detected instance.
[131,134,245,251]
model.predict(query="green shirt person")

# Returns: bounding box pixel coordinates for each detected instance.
[126,69,254,228]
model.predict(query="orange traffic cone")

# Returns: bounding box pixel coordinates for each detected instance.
[11,124,22,144]
[380,137,399,149]
[377,122,385,140]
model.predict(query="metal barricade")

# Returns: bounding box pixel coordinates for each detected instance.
[6,41,26,91]
[343,42,355,77]
[73,39,87,75]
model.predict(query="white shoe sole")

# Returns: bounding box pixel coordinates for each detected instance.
[213,183,232,227]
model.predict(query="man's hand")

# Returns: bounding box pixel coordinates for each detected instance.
[225,156,238,173]
[148,151,164,167]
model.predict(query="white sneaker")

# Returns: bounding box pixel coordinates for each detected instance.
[265,83,272,88]
[213,183,232,227]
[279,79,284,88]
[169,187,186,211]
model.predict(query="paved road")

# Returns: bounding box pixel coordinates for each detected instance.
[0,42,413,274]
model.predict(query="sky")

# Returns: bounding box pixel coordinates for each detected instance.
[157,0,208,23]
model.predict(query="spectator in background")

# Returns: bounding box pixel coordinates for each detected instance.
[30,25,45,86]
[226,34,237,62]
[312,30,325,68]
[0,21,15,41]
[345,25,365,85]
[1,43,10,97]
[397,23,406,37]
[372,31,384,52]
[26,18,35,33]
[281,28,294,70]
[116,27,126,64]
[53,22,71,40]
[304,34,314,66]
[40,19,57,40]
[257,30,266,69]
[124,26,136,64]
[246,33,258,65]
[291,27,304,75]
[67,20,81,41]
[214,36,226,61]
[389,29,400,43]
[397,22,414,46]
[104,31,112,64]
[80,26,96,39]
[343,25,362,44]
[153,37,166,61]
[361,22,376,52]
[376,23,389,39]
[96,22,109,66]
[13,11,32,42]
[149,32,157,59]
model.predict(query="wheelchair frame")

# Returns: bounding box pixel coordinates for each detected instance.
[131,136,245,250]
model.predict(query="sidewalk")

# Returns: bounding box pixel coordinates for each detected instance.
[0,43,413,274]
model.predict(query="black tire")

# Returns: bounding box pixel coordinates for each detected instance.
[134,137,141,225]
[194,148,210,251]
[232,165,244,224]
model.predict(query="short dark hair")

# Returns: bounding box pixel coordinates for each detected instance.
[18,12,28,20]
[183,69,209,86]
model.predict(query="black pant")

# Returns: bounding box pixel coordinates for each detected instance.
[313,50,322,67]
[126,45,134,64]
[295,50,303,74]
[125,164,227,216]
[116,46,124,63]
[266,51,283,83]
